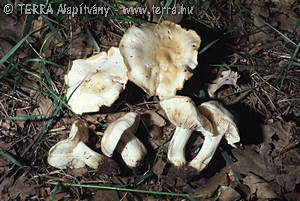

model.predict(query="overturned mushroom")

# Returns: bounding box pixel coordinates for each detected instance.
[101,112,147,168]
[207,69,239,97]
[65,47,128,114]
[160,96,213,166]
[48,120,103,169]
[189,100,240,172]
[119,21,201,98]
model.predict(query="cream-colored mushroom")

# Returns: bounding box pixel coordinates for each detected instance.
[101,112,147,168]
[189,100,240,172]
[160,96,213,166]
[119,21,201,98]
[65,47,128,115]
[48,120,103,169]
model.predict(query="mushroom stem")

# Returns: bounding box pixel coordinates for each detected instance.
[101,112,147,168]
[189,133,224,172]
[73,141,104,169]
[168,127,192,166]
[117,132,147,168]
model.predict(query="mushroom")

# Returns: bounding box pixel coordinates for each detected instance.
[48,120,104,169]
[65,47,128,114]
[189,100,240,172]
[101,112,147,168]
[119,21,201,98]
[160,96,213,166]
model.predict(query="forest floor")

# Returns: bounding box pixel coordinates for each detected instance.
[0,0,299,200]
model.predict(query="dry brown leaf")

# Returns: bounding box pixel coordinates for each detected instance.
[275,149,300,192]
[284,192,300,201]
[105,112,128,124]
[0,176,14,201]
[217,186,241,201]
[207,69,239,97]
[91,190,119,201]
[15,109,27,129]
[0,15,23,42]
[244,173,279,199]
[192,171,228,198]
[232,146,278,180]
[46,192,69,201]
[32,93,55,118]
[8,174,39,201]
[0,39,13,58]
[271,0,294,6]
[276,168,300,192]
[148,125,164,149]
[68,167,88,177]
[32,16,43,38]
[0,142,14,177]
[141,110,166,127]
[0,142,15,167]
[153,157,166,176]
[149,125,163,139]
[70,33,93,59]
[261,120,293,152]
[249,1,271,43]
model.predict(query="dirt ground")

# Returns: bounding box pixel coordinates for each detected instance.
[0,0,299,201]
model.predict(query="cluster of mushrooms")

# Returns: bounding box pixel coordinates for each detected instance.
[47,21,240,173]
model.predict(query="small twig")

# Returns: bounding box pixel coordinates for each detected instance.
[227,89,251,105]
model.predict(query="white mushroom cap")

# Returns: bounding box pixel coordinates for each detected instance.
[160,96,213,166]
[101,112,147,168]
[189,100,240,172]
[119,21,201,98]
[160,96,213,136]
[198,101,240,146]
[65,47,128,114]
[48,120,103,169]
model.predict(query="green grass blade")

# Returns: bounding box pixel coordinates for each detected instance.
[198,38,220,55]
[39,28,65,55]
[42,16,64,43]
[0,29,39,66]
[228,48,266,61]
[86,114,105,128]
[22,15,35,38]
[0,151,38,183]
[236,2,297,46]
[49,182,60,201]
[86,27,100,52]
[40,63,55,93]
[9,58,61,74]
[21,69,74,112]
[141,119,149,133]
[110,15,146,24]
[98,0,119,11]
[208,7,220,28]
[292,62,300,66]
[158,0,174,23]
[47,182,195,201]
[115,0,138,6]
[132,173,153,186]
[293,20,300,36]
[230,10,242,30]
[221,151,242,182]
[0,114,44,120]
[220,84,268,98]
[3,76,48,96]
[280,43,300,89]
[32,92,65,150]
